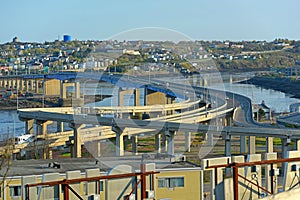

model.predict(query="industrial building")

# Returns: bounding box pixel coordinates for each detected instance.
[0,156,201,200]
[2,150,300,200]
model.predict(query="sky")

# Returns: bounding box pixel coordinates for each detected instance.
[1,0,299,43]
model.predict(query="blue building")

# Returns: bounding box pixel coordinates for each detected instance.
[63,35,71,42]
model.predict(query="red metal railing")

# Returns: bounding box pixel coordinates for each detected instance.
[26,164,159,200]
[206,157,300,200]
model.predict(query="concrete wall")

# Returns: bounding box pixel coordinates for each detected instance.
[105,165,135,200]
[283,150,300,191]
[44,79,61,96]
[145,90,167,106]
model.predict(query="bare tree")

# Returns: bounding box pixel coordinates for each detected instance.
[0,133,13,185]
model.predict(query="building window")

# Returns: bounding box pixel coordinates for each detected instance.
[9,186,21,197]
[158,177,184,188]
[99,181,104,192]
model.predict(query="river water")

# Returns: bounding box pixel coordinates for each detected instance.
[212,82,299,112]
[1,77,299,138]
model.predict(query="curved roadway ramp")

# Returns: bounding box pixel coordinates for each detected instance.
[12,98,233,156]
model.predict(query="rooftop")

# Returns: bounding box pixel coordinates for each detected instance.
[1,155,200,177]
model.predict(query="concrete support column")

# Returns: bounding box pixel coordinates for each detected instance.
[48,147,53,159]
[57,121,64,132]
[96,141,101,158]
[134,88,140,106]
[281,138,289,177]
[240,136,246,154]
[222,117,227,126]
[167,130,175,155]
[42,147,53,159]
[161,132,167,153]
[225,132,231,156]
[70,123,82,158]
[166,97,176,115]
[7,79,11,88]
[18,79,22,90]
[226,116,233,126]
[131,135,138,155]
[35,120,47,136]
[155,133,161,153]
[25,119,34,134]
[75,81,80,99]
[202,132,208,141]
[185,132,191,152]
[112,126,124,156]
[25,80,29,92]
[281,138,289,159]
[3,79,6,88]
[1,79,5,87]
[12,79,16,89]
[116,131,124,156]
[35,79,39,93]
[266,137,274,153]
[16,79,20,90]
[248,136,256,154]
[20,79,25,90]
[30,80,34,91]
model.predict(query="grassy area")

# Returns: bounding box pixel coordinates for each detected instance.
[61,152,71,157]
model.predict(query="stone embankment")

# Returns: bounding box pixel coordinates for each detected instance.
[241,77,300,99]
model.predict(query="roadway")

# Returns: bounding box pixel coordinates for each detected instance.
[2,72,299,156]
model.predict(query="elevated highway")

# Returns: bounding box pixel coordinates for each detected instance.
[2,72,299,160]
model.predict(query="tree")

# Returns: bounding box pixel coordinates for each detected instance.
[258,108,265,121]
[0,133,13,187]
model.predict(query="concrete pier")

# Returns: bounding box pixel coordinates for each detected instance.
[266,137,274,153]
[35,79,39,93]
[155,133,161,153]
[25,119,34,134]
[112,126,124,156]
[56,121,64,132]
[131,135,138,155]
[35,120,48,136]
[185,132,191,152]
[167,130,175,155]
[224,132,231,156]
[70,123,83,158]
[248,136,256,154]
[240,136,246,154]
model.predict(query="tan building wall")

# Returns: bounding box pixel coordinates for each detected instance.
[146,91,167,106]
[44,79,61,96]
[155,170,201,200]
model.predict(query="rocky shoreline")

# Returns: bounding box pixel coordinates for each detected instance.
[240,77,300,99]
